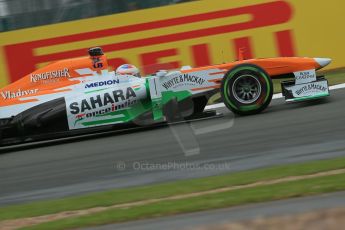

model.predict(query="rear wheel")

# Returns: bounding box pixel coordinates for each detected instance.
[221,64,273,115]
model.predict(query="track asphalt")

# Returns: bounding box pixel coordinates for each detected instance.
[1,88,345,206]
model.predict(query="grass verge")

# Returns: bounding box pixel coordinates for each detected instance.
[21,173,345,230]
[2,157,345,221]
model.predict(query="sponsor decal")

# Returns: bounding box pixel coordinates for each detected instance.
[162,74,205,90]
[66,83,147,130]
[286,80,329,98]
[69,87,137,114]
[30,68,70,83]
[294,69,316,84]
[0,88,38,99]
[73,100,137,125]
[295,83,327,96]
[85,79,120,88]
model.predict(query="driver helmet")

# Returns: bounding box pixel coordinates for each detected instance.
[116,64,140,78]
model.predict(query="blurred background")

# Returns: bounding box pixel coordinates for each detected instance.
[0,0,344,88]
[0,0,193,32]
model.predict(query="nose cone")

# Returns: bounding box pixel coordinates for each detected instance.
[314,58,332,68]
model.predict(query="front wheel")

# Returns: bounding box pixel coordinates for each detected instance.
[221,64,273,115]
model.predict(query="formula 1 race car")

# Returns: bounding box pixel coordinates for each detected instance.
[0,47,331,146]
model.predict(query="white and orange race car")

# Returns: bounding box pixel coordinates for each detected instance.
[0,47,331,145]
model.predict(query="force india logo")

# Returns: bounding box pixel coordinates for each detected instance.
[69,87,137,123]
[162,74,205,90]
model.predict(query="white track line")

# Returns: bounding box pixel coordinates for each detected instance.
[330,83,345,90]
[205,83,345,110]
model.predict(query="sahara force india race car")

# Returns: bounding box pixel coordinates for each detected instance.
[0,47,331,146]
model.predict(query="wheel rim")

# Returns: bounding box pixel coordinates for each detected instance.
[231,74,262,104]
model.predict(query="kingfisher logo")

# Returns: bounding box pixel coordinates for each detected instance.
[85,79,120,88]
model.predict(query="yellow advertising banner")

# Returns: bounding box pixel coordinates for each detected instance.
[0,0,345,87]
